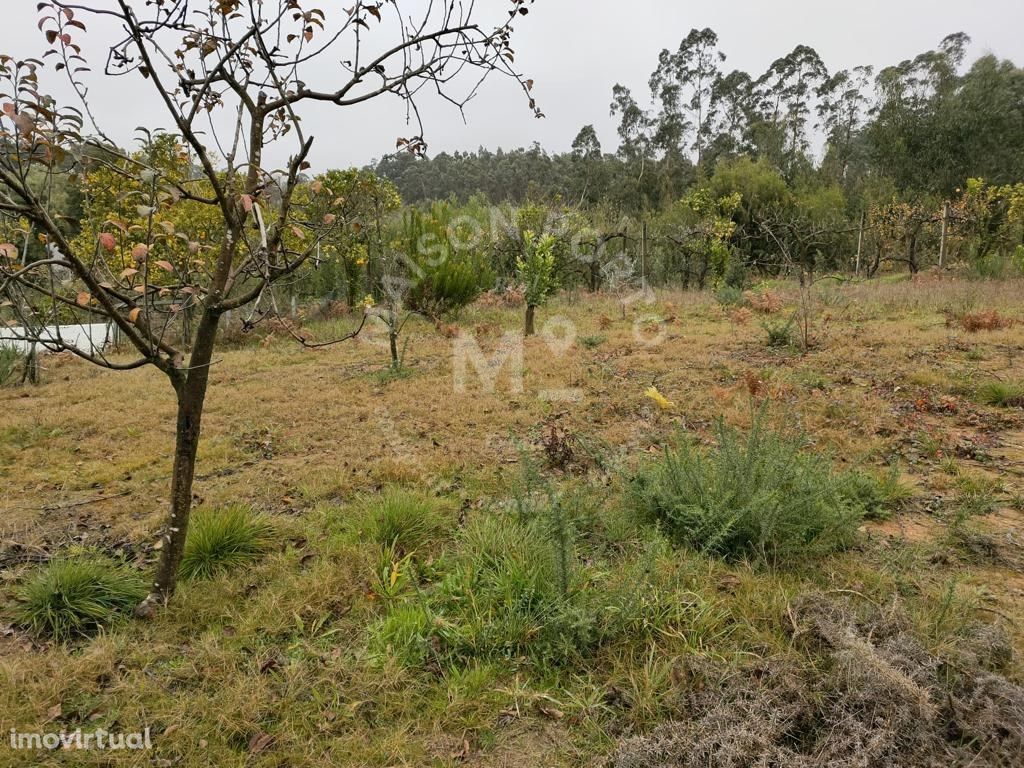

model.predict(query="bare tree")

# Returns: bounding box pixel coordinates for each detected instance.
[0,0,540,615]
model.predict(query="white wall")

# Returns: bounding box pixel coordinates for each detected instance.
[0,323,112,355]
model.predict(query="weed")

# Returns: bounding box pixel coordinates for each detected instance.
[953,473,1001,519]
[837,464,913,521]
[631,415,866,562]
[761,315,796,348]
[579,334,607,349]
[976,380,1024,408]
[12,557,146,641]
[613,593,1024,768]
[744,290,783,314]
[180,505,276,580]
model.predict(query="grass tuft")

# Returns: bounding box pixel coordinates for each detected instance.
[976,380,1024,408]
[366,488,447,553]
[12,557,146,642]
[180,505,276,580]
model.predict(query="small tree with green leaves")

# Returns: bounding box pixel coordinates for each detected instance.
[517,231,558,336]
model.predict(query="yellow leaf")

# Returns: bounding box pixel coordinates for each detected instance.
[128,307,142,324]
[645,386,675,411]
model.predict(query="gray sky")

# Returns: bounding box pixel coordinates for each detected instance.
[2,1,1022,170]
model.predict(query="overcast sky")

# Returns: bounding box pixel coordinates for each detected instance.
[2,1,1022,170]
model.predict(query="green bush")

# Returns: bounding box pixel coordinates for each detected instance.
[762,316,796,348]
[407,249,493,317]
[714,285,744,307]
[13,557,146,641]
[402,204,494,317]
[180,505,276,580]
[630,417,866,562]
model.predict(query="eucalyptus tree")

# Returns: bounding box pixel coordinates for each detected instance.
[0,0,541,614]
[707,69,757,162]
[816,65,874,185]
[869,33,971,194]
[756,45,829,176]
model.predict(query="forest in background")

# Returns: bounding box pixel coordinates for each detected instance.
[361,30,1024,292]
[5,28,1024,337]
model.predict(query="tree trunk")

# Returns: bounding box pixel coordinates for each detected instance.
[589,260,601,292]
[524,304,536,336]
[389,328,399,369]
[135,310,220,616]
[907,233,919,274]
[697,256,710,290]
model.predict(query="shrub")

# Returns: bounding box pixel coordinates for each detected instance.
[957,309,1013,333]
[976,380,1024,408]
[179,505,276,580]
[402,204,494,318]
[0,346,24,387]
[366,488,447,554]
[762,316,795,348]
[13,557,146,641]
[744,290,782,314]
[407,250,493,318]
[630,417,866,562]
[714,285,744,307]
[729,307,752,325]
[836,465,913,521]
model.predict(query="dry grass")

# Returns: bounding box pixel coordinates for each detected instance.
[0,278,1022,766]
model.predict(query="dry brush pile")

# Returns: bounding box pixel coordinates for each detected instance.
[613,593,1023,768]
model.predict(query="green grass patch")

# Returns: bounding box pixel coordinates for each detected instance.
[0,346,25,387]
[976,380,1024,408]
[12,556,146,642]
[180,505,276,580]
[365,488,449,554]
[579,334,607,349]
[369,483,726,670]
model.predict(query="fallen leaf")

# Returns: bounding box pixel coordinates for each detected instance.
[248,732,275,754]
